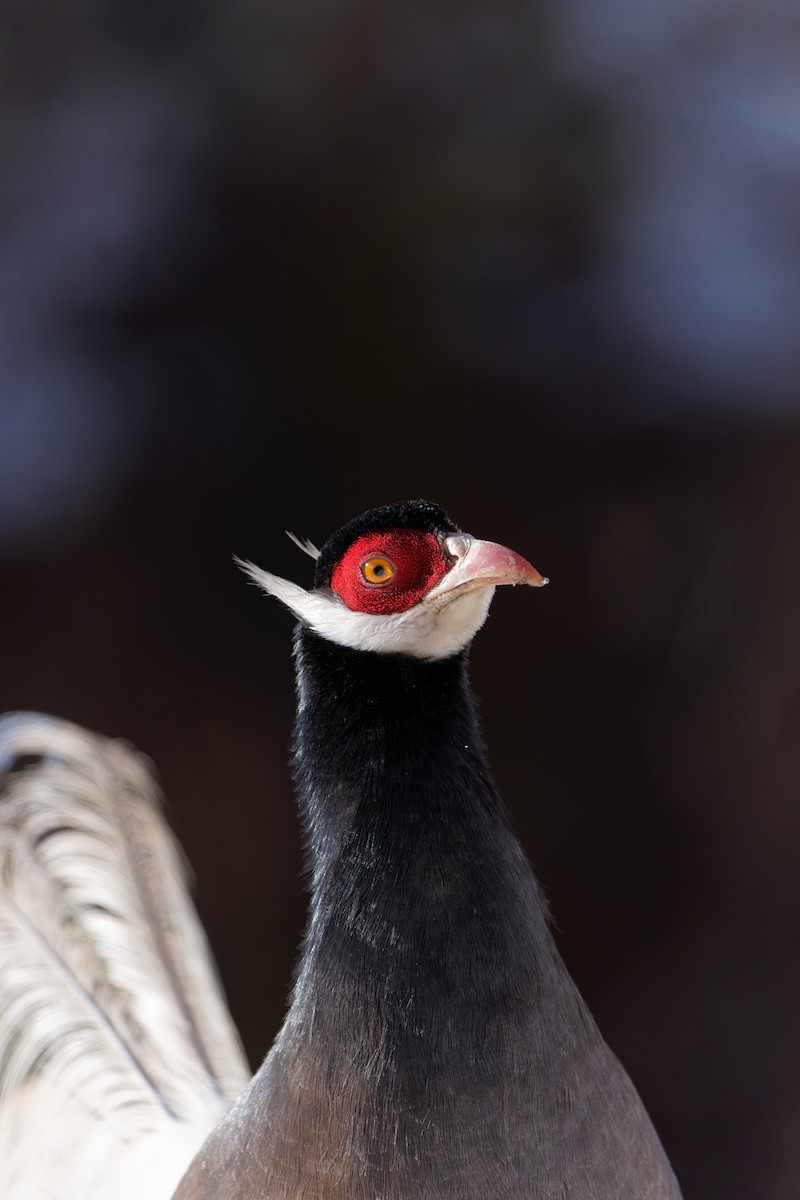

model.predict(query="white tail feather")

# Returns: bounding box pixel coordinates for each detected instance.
[0,714,251,1199]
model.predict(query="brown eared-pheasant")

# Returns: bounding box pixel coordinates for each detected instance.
[0,500,682,1200]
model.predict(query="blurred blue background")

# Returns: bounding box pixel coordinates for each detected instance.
[3,3,800,1196]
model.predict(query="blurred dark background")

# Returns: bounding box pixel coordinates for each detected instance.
[3,3,800,1196]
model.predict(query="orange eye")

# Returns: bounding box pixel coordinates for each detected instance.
[361,556,396,586]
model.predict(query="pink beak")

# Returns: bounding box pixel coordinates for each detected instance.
[429,534,549,600]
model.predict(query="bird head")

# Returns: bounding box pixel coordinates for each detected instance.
[238,499,547,660]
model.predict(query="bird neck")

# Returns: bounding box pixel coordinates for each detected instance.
[294,626,501,871]
[288,627,558,1040]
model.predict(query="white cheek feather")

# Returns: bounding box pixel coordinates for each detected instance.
[238,562,495,660]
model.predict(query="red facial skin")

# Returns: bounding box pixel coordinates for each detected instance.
[330,530,449,615]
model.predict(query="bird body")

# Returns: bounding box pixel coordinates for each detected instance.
[176,630,678,1199]
[0,500,682,1199]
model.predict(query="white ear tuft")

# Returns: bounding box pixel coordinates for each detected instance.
[285,532,320,560]
[235,558,329,624]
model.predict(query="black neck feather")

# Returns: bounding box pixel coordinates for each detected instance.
[293,627,504,870]
[290,627,561,1058]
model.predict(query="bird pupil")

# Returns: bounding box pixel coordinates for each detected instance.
[359,555,397,586]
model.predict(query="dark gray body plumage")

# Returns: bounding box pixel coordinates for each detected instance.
[174,629,681,1199]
